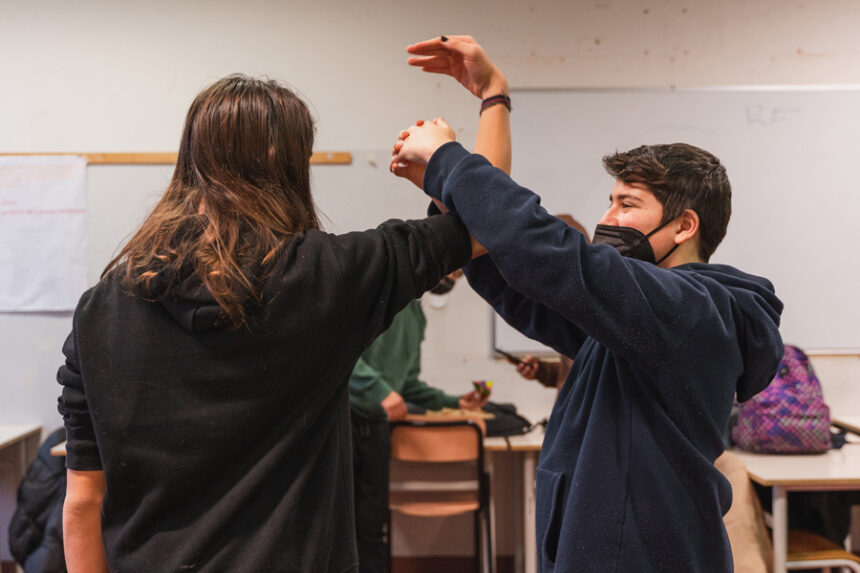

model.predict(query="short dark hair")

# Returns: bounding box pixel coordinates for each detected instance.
[602,143,731,261]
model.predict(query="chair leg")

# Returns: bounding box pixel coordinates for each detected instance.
[474,510,482,572]
[483,505,495,573]
[483,471,495,573]
[387,509,393,573]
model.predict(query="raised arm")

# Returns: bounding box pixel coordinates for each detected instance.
[393,37,591,356]
[405,35,511,174]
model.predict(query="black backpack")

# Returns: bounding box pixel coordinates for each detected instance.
[9,427,68,573]
[482,402,533,437]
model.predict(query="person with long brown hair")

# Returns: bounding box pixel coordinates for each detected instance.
[57,74,476,572]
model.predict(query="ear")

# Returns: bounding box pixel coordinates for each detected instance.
[674,209,700,245]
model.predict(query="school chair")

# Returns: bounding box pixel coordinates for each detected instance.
[715,451,774,572]
[388,417,493,573]
[786,529,860,572]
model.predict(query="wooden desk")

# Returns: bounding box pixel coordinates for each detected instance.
[734,445,860,573]
[485,431,544,573]
[0,426,41,565]
[835,416,860,436]
[50,441,66,457]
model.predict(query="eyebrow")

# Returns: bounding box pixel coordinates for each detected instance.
[609,193,643,204]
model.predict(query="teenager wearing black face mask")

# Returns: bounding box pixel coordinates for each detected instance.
[390,36,785,573]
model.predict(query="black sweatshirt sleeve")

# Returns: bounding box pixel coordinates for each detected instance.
[57,305,102,471]
[329,213,472,349]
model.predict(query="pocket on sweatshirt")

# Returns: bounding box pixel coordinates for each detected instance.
[535,467,565,569]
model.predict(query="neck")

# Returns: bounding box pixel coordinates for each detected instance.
[659,241,704,268]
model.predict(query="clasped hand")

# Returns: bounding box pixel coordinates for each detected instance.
[389,119,456,189]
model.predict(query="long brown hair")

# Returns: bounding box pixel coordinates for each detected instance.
[104,74,319,326]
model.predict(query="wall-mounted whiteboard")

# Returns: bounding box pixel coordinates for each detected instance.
[492,87,860,356]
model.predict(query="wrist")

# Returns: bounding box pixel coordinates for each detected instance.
[480,93,511,115]
[423,141,468,201]
[480,72,509,99]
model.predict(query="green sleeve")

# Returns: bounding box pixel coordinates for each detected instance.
[349,355,396,417]
[399,360,460,411]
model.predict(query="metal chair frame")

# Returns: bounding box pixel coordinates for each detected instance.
[388,418,493,573]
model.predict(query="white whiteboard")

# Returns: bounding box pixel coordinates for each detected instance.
[492,88,860,356]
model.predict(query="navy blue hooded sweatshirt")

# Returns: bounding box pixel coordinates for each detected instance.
[423,143,784,573]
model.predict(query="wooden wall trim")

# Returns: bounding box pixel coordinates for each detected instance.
[0,151,352,165]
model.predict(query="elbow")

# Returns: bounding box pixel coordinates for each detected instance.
[64,469,106,515]
[64,490,104,518]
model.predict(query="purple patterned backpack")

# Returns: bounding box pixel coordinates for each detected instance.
[733,345,831,454]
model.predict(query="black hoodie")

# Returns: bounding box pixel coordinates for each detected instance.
[424,143,784,573]
[57,214,471,573]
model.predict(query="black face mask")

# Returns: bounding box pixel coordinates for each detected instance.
[429,275,457,295]
[592,221,678,265]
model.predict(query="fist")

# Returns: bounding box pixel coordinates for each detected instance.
[380,391,408,421]
[516,356,540,380]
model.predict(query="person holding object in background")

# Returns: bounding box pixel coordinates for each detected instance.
[57,75,479,573]
[513,354,573,390]
[391,36,784,572]
[349,272,489,573]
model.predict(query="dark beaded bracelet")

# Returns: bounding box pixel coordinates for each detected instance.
[480,93,512,115]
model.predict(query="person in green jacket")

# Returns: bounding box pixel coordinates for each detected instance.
[349,276,488,573]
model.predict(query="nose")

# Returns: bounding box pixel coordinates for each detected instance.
[598,206,617,226]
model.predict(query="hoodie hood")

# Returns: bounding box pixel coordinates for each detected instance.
[684,262,784,402]
[148,267,226,332]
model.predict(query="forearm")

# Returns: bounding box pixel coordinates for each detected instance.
[470,234,488,258]
[350,358,396,408]
[401,379,460,411]
[435,193,488,258]
[474,74,511,174]
[64,470,108,573]
[469,77,510,260]
[436,82,507,260]
[535,361,561,388]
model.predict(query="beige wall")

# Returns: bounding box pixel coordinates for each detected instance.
[810,354,860,419]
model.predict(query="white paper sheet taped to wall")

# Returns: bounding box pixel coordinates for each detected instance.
[0,155,87,311]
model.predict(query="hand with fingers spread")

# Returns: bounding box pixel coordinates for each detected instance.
[389,118,456,182]
[406,35,512,175]
[407,35,508,100]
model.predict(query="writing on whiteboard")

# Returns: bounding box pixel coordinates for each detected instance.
[745,104,800,127]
